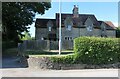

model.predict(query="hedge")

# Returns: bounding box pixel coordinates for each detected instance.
[50,54,75,64]
[74,37,120,65]
[50,37,120,65]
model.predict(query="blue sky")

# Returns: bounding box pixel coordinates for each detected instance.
[29,2,118,37]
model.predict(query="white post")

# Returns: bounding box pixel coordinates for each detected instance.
[59,0,61,55]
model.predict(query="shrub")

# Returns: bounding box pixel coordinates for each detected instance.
[50,54,75,64]
[74,37,120,65]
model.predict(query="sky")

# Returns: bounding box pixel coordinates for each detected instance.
[29,1,119,37]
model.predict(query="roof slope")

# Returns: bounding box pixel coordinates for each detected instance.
[35,13,115,30]
[56,13,100,28]
[104,21,116,29]
[35,19,56,28]
[98,21,116,30]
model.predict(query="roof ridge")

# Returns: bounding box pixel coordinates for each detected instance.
[56,13,95,15]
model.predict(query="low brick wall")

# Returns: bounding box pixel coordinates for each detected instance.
[27,56,120,70]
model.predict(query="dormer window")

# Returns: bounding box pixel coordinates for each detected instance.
[64,16,73,31]
[85,17,93,32]
[47,20,53,32]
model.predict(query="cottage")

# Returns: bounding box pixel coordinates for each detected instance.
[35,5,116,50]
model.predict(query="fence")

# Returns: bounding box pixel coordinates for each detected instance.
[18,40,73,52]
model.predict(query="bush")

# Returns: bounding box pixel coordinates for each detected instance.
[50,54,75,64]
[74,37,120,65]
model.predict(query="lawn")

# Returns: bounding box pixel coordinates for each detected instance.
[24,50,74,57]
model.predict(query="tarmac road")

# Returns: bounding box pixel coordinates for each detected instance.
[1,68,119,77]
[1,57,120,78]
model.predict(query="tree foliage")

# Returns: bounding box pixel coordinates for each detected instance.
[21,31,32,40]
[2,2,51,42]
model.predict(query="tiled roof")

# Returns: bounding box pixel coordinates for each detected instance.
[35,19,56,28]
[35,13,114,30]
[98,21,115,30]
[104,21,116,29]
[56,13,100,28]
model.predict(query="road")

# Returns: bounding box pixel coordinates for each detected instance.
[0,68,119,77]
[1,57,120,77]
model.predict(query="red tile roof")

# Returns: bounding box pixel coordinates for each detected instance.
[104,21,116,29]
[98,21,116,30]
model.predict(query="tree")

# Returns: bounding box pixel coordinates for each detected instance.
[21,31,32,40]
[2,2,51,42]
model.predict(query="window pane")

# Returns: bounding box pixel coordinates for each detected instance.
[49,27,51,31]
[68,25,71,31]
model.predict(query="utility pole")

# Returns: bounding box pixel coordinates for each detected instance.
[59,0,61,55]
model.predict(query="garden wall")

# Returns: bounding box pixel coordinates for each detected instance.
[27,56,120,70]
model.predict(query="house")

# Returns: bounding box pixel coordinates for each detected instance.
[35,5,116,50]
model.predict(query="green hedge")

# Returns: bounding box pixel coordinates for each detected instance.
[50,54,75,64]
[74,37,120,65]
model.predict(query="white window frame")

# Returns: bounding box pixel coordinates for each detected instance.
[41,37,44,40]
[49,27,51,31]
[87,25,93,31]
[67,25,72,31]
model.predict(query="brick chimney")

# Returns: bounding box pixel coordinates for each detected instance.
[72,5,79,18]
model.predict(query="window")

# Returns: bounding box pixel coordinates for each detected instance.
[70,37,72,40]
[65,37,67,40]
[87,25,93,31]
[68,37,69,40]
[64,36,73,40]
[41,37,44,40]
[47,20,53,32]
[67,25,72,31]
[49,27,51,31]
[64,17,73,31]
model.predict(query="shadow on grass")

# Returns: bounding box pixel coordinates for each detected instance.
[25,50,74,55]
